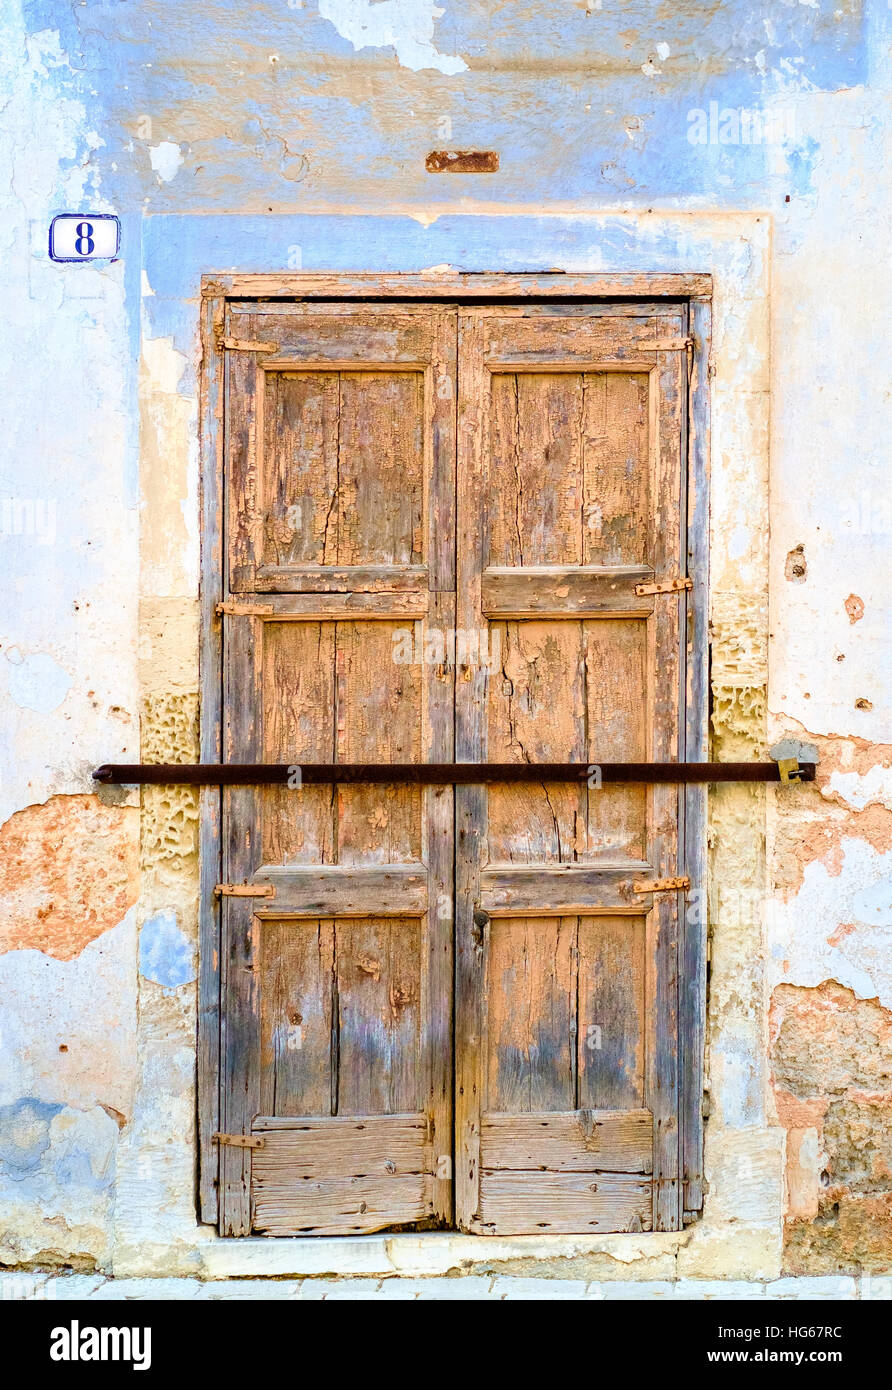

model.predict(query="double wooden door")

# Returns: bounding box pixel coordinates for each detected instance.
[216,301,691,1236]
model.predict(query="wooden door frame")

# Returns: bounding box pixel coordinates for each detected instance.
[197,271,711,1231]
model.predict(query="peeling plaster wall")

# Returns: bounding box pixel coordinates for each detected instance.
[1,0,891,1280]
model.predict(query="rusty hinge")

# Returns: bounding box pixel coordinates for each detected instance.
[647,337,694,352]
[634,576,694,596]
[216,334,279,353]
[215,601,274,618]
[776,757,808,784]
[212,1132,265,1150]
[680,339,694,394]
[214,883,276,899]
[632,875,691,894]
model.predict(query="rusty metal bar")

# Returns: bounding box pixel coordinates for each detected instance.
[93,761,815,786]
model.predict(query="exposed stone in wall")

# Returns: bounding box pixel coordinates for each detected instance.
[710,590,768,758]
[140,692,199,866]
[771,982,892,1273]
[771,799,892,899]
[0,796,138,959]
[767,713,892,1270]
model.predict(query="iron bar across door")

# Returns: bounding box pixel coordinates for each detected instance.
[94,761,814,786]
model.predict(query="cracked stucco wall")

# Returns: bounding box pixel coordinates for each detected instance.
[1,0,890,1280]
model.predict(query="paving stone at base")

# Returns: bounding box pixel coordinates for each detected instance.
[298,1279,384,1300]
[86,1278,204,1300]
[764,1277,857,1300]
[396,1276,495,1300]
[14,1271,883,1300]
[673,1280,765,1300]
[491,1277,590,1300]
[598,1281,677,1299]
[196,1279,305,1299]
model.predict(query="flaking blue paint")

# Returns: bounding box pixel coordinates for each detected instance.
[139,911,196,992]
[18,0,870,215]
[5,649,72,715]
[142,209,728,364]
[0,1098,62,1176]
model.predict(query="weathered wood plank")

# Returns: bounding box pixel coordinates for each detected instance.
[255,1112,424,1133]
[261,619,336,866]
[682,298,710,1216]
[251,1113,432,1238]
[481,565,652,618]
[226,323,263,592]
[227,305,443,590]
[481,1109,653,1173]
[217,272,712,300]
[454,308,489,1231]
[476,1171,653,1234]
[253,1172,434,1235]
[219,572,264,1233]
[480,864,649,915]
[233,307,437,364]
[489,372,584,567]
[253,564,429,594]
[335,918,422,1114]
[259,920,334,1116]
[198,287,225,1225]
[336,371,425,566]
[424,588,455,1223]
[485,618,587,866]
[583,372,651,566]
[252,1114,429,1179]
[335,619,422,865]
[583,617,648,864]
[485,917,578,1113]
[429,309,457,592]
[646,341,686,1233]
[253,865,429,916]
[479,310,687,368]
[577,916,646,1110]
[261,369,339,567]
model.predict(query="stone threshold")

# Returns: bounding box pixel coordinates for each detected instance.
[3,1273,888,1301]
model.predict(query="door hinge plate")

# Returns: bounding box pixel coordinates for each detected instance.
[215,601,274,617]
[776,757,807,784]
[634,577,694,596]
[217,335,279,353]
[647,337,694,352]
[213,1132,265,1149]
[632,875,691,894]
[214,883,276,899]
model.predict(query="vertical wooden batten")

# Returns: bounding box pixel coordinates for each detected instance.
[197,284,225,1225]
[681,297,712,1219]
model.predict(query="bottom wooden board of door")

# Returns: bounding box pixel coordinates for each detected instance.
[245,1110,655,1236]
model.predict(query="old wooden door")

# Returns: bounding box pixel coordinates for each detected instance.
[219,304,456,1236]
[215,299,691,1237]
[454,307,687,1234]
